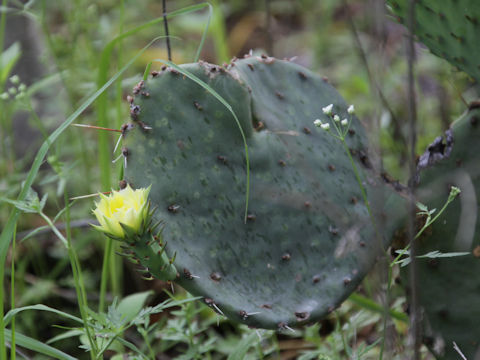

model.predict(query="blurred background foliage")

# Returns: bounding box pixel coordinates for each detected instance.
[0,0,476,358]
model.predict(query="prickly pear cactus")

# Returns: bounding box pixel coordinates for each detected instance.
[122,56,406,329]
[387,0,480,82]
[408,105,480,359]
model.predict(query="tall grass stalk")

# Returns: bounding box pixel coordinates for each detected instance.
[208,0,230,63]
[0,0,10,355]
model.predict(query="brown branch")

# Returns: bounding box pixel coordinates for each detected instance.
[342,0,407,159]
[265,0,273,56]
[163,0,172,61]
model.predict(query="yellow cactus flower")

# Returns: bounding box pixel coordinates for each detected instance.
[93,184,151,239]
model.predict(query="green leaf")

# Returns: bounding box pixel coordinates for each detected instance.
[417,250,470,259]
[0,198,37,213]
[0,186,47,213]
[47,329,84,344]
[415,202,428,212]
[117,291,153,323]
[227,331,259,360]
[394,249,470,267]
[115,337,147,358]
[0,42,21,83]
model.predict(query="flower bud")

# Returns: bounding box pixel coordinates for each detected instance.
[448,186,461,202]
[9,75,20,85]
[322,104,333,115]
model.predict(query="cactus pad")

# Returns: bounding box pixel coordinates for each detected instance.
[122,57,406,329]
[388,0,480,82]
[407,105,480,359]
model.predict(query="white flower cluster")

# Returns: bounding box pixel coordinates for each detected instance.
[314,103,356,138]
[0,75,27,101]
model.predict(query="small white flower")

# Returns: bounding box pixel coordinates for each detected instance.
[18,83,27,92]
[448,186,461,201]
[347,105,355,114]
[0,93,9,100]
[321,123,330,131]
[333,115,340,122]
[322,104,333,115]
[341,119,348,126]
[8,87,17,95]
[313,119,323,127]
[9,75,20,85]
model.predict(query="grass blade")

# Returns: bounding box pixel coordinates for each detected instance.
[4,329,76,360]
[4,304,83,327]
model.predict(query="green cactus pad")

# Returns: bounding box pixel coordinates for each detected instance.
[387,0,480,82]
[407,106,480,359]
[123,57,406,329]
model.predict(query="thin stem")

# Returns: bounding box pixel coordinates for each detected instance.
[379,260,392,360]
[0,0,10,353]
[341,140,374,224]
[321,115,373,224]
[115,0,125,130]
[139,329,156,360]
[96,332,121,359]
[0,230,7,360]
[162,0,172,61]
[26,98,49,140]
[10,225,16,360]
[99,237,113,312]
[71,124,122,132]
[39,213,68,246]
[391,190,458,266]
[69,247,97,357]
[112,2,127,300]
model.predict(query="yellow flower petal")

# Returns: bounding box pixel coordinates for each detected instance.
[91,185,151,239]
